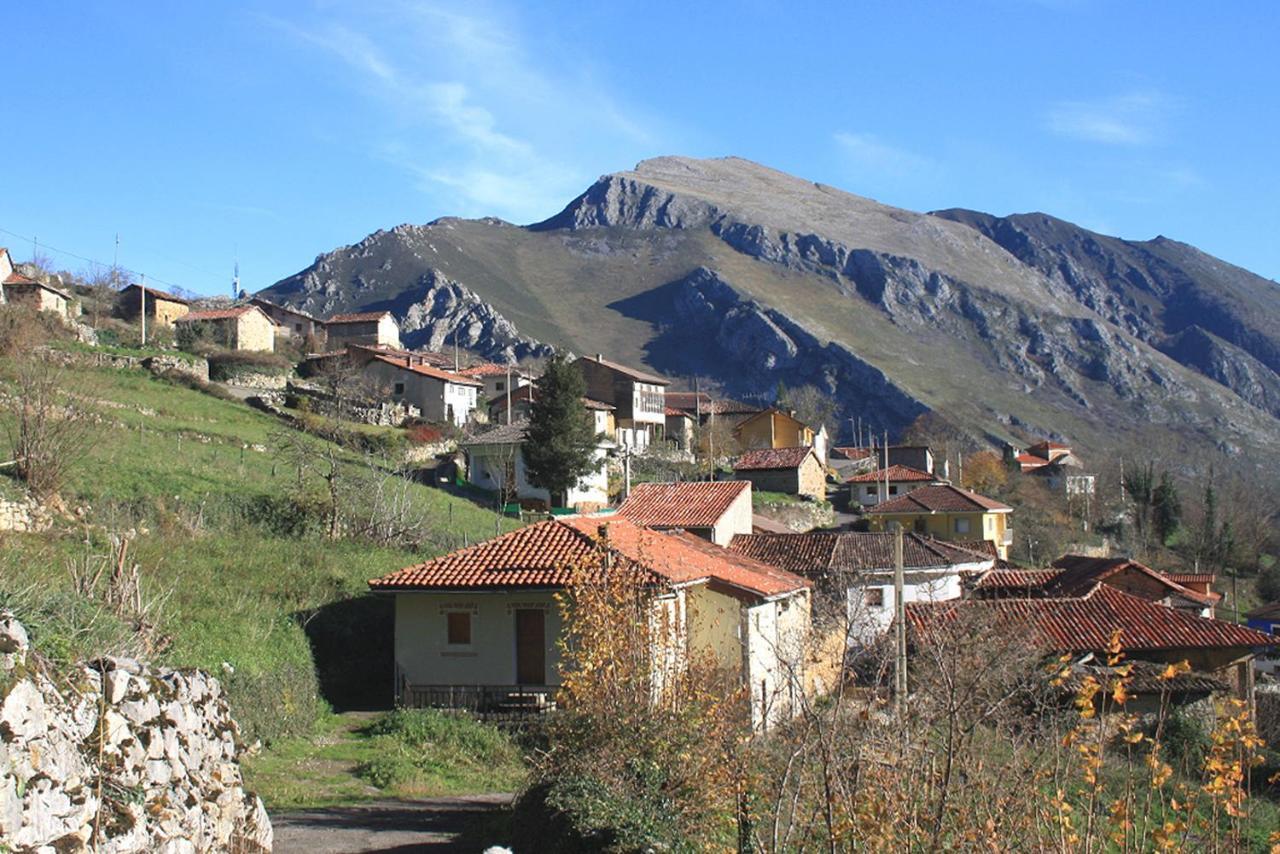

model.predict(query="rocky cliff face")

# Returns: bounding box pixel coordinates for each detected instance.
[257,156,1280,461]
[0,613,272,852]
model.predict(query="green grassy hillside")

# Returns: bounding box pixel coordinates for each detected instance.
[0,362,515,744]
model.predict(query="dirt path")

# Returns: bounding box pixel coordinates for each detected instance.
[272,794,512,853]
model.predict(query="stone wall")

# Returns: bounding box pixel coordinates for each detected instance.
[0,496,50,533]
[0,613,272,852]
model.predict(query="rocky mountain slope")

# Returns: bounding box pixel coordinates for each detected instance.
[259,156,1280,466]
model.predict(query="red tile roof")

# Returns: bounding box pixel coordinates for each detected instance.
[665,392,759,416]
[967,568,1060,594]
[485,384,614,410]
[866,484,1011,514]
[328,311,394,324]
[831,447,877,461]
[370,354,483,386]
[175,305,270,323]
[1162,573,1216,585]
[846,465,938,484]
[457,362,521,378]
[119,283,190,305]
[733,446,817,471]
[1015,453,1051,467]
[664,406,693,418]
[618,481,750,530]
[368,516,808,599]
[1048,555,1218,607]
[729,532,995,576]
[907,583,1274,653]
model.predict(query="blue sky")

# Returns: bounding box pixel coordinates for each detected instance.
[2,1,1277,295]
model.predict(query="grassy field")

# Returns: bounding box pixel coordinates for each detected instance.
[0,362,517,755]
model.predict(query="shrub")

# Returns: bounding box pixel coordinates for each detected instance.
[1160,710,1210,773]
[206,349,294,382]
[356,709,524,791]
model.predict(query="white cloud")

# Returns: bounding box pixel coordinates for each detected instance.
[270,2,660,223]
[1045,91,1173,145]
[833,132,935,176]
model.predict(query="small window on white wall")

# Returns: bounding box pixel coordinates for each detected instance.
[864,588,885,609]
[446,612,472,645]
[954,518,971,534]
[393,382,405,395]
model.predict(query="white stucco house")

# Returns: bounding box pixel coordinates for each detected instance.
[463,420,613,511]
[362,354,482,426]
[368,515,813,729]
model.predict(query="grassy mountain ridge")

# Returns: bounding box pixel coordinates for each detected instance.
[259,156,1280,471]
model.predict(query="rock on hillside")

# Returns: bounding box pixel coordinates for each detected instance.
[257,156,1280,465]
[0,612,272,852]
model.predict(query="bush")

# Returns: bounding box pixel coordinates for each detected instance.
[356,709,524,791]
[154,369,240,403]
[1160,710,1210,774]
[206,349,294,382]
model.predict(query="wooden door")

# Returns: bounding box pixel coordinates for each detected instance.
[515,609,546,685]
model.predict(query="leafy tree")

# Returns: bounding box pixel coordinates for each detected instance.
[1152,471,1182,545]
[960,450,1008,494]
[1123,461,1155,552]
[524,353,599,507]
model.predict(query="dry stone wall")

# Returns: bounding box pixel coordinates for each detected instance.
[0,613,272,852]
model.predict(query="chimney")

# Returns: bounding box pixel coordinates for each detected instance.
[595,354,604,362]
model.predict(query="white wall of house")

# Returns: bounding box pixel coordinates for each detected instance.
[844,568,981,645]
[854,479,936,507]
[394,591,563,690]
[710,488,755,547]
[364,360,477,426]
[743,590,810,730]
[467,441,610,509]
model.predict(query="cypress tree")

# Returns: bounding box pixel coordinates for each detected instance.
[524,352,599,507]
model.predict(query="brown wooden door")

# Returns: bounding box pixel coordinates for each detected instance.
[515,609,546,685]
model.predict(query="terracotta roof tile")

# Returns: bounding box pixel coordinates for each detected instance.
[249,297,320,321]
[368,516,808,599]
[907,584,1274,653]
[120,283,190,304]
[1048,555,1216,606]
[866,484,1011,514]
[846,464,939,484]
[733,446,816,471]
[370,354,483,386]
[457,362,521,378]
[729,532,994,577]
[618,481,750,530]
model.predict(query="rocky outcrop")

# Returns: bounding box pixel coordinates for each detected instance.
[0,613,272,852]
[398,270,554,362]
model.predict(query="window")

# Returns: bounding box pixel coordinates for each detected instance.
[865,486,875,497]
[954,518,971,534]
[864,588,885,608]
[446,612,472,645]
[294,322,303,333]
[393,382,405,395]
[913,518,927,534]
[889,485,899,495]
[496,381,505,392]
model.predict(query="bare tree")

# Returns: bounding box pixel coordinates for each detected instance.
[1,348,91,500]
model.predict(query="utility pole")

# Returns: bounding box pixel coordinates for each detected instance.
[893,521,907,718]
[505,365,512,425]
[140,274,147,347]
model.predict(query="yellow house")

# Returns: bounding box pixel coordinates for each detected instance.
[865,484,1013,559]
[735,407,811,448]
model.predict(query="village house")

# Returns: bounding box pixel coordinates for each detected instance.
[325,310,401,349]
[907,581,1275,704]
[484,383,616,434]
[574,354,668,449]
[249,297,326,342]
[1007,439,1094,495]
[362,353,481,426]
[462,420,612,511]
[0,253,72,318]
[665,391,761,429]
[1048,555,1220,617]
[174,304,278,352]
[664,407,696,451]
[456,361,534,404]
[731,531,996,644]
[733,446,826,501]
[847,464,946,508]
[1246,603,1280,676]
[866,484,1013,559]
[618,480,754,546]
[368,516,813,728]
[115,283,190,326]
[733,408,828,463]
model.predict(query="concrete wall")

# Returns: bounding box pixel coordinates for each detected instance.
[467,441,609,510]
[847,571,965,645]
[870,510,1010,558]
[394,591,564,688]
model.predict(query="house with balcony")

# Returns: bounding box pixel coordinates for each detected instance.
[368,516,812,729]
[847,464,946,507]
[866,484,1013,559]
[326,310,401,349]
[574,354,668,449]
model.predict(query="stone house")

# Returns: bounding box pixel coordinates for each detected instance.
[1047,554,1220,617]
[249,297,326,342]
[326,310,401,349]
[847,464,945,507]
[866,484,1013,559]
[115,283,191,326]
[462,421,612,511]
[664,407,696,450]
[665,392,761,430]
[0,260,72,318]
[734,408,828,464]
[733,446,826,501]
[574,354,668,449]
[174,305,278,352]
[618,480,754,546]
[368,515,813,729]
[362,354,481,426]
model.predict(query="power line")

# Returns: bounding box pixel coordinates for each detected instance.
[0,225,207,293]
